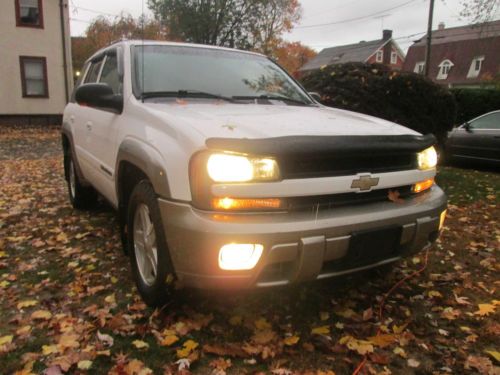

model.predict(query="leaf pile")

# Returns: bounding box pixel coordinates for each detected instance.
[0,126,498,374]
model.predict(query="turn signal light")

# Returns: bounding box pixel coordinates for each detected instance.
[212,197,283,211]
[412,178,434,193]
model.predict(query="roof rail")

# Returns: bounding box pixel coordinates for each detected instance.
[108,37,128,46]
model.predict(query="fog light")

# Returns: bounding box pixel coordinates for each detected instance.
[219,244,263,270]
[413,178,434,193]
[439,209,447,230]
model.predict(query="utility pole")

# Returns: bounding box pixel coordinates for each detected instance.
[424,0,435,77]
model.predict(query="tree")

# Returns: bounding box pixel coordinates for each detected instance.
[72,14,167,74]
[271,41,316,76]
[147,0,302,52]
[459,0,499,23]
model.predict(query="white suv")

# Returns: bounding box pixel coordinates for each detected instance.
[62,40,447,306]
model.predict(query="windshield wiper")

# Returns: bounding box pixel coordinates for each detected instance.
[141,90,235,102]
[232,94,311,106]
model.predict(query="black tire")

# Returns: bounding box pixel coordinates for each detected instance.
[65,153,98,209]
[127,180,176,307]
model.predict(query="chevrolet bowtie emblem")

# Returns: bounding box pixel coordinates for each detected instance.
[351,175,380,191]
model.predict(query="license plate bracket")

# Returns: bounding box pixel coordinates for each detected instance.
[345,226,402,266]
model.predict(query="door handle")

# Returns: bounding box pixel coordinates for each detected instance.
[86,122,93,131]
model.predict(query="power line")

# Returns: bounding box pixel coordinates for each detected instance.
[295,0,421,29]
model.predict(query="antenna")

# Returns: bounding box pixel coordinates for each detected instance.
[374,14,391,31]
[141,0,145,102]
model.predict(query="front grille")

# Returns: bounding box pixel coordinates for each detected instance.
[286,186,413,212]
[279,153,416,179]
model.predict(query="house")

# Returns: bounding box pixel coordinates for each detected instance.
[299,30,405,74]
[403,20,500,88]
[0,0,73,125]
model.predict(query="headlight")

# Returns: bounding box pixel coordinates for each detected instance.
[207,153,280,182]
[417,146,438,170]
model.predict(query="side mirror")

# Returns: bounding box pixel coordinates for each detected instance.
[308,92,321,102]
[75,83,123,114]
[463,122,472,132]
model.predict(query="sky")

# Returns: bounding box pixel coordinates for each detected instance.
[68,0,498,53]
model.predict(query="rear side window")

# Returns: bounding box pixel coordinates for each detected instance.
[471,113,500,130]
[84,58,103,83]
[99,53,121,94]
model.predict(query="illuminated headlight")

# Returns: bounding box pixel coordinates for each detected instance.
[207,153,279,182]
[417,146,438,170]
[219,244,264,270]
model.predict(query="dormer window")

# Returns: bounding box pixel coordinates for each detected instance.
[390,52,397,64]
[467,56,485,79]
[376,50,383,63]
[414,62,425,74]
[437,60,454,80]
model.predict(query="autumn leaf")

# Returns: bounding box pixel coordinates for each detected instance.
[484,350,500,363]
[97,331,114,347]
[368,334,397,348]
[340,335,374,355]
[283,335,300,346]
[177,339,198,358]
[474,303,496,316]
[319,311,330,321]
[252,329,276,344]
[58,334,80,350]
[311,325,330,335]
[31,310,52,320]
[0,335,13,346]
[77,360,92,370]
[160,335,179,347]
[132,340,149,350]
[42,344,59,355]
[229,315,242,326]
[254,318,272,330]
[17,300,38,309]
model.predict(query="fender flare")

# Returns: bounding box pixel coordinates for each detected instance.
[115,138,171,200]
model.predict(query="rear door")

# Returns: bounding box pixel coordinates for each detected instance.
[448,112,500,162]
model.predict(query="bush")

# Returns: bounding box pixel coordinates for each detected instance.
[300,63,457,147]
[451,89,500,124]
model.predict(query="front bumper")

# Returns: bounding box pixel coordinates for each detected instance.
[158,186,447,289]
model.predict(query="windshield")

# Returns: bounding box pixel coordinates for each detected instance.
[133,45,313,105]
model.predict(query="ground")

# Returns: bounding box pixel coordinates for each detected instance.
[0,126,498,375]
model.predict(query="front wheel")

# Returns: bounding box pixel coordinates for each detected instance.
[127,180,176,307]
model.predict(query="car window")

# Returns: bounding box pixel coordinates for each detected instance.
[99,53,121,95]
[84,58,103,84]
[470,112,500,130]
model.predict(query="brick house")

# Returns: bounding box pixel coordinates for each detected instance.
[298,30,405,74]
[0,0,73,125]
[403,20,500,88]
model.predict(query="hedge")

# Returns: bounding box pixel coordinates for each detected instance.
[451,89,500,124]
[300,63,457,147]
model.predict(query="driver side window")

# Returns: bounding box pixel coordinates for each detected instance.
[470,112,500,130]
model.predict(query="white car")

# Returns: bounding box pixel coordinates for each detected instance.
[62,40,447,307]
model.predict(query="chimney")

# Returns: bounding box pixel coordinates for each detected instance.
[383,29,392,41]
[438,22,445,30]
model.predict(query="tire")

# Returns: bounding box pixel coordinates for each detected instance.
[127,180,176,307]
[65,153,98,209]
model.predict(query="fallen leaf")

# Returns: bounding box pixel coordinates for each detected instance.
[311,325,330,335]
[484,350,500,363]
[160,335,179,347]
[252,329,276,344]
[31,310,52,320]
[17,300,38,309]
[368,334,397,348]
[177,339,198,358]
[254,318,272,330]
[0,335,13,346]
[283,335,300,346]
[320,311,330,321]
[408,358,420,368]
[474,304,496,316]
[97,331,114,347]
[340,335,373,355]
[132,340,149,350]
[77,360,92,370]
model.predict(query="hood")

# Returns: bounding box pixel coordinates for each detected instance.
[144,101,419,140]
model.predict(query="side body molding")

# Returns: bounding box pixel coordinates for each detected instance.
[115,139,171,199]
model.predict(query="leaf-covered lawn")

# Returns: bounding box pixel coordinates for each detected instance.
[0,126,498,375]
